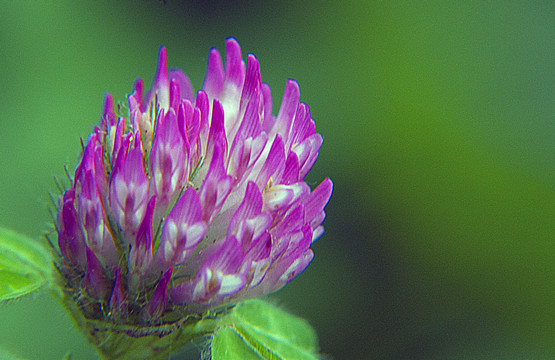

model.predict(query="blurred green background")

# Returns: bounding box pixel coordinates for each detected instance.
[1,1,554,359]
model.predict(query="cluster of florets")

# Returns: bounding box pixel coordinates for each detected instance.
[55,38,332,326]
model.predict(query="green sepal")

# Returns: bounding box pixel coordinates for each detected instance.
[0,227,53,302]
[212,299,320,360]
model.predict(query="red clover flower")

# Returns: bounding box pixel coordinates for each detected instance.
[54,38,332,359]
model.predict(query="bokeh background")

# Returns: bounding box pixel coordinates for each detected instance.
[1,1,554,359]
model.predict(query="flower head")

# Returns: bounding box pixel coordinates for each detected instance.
[54,38,332,346]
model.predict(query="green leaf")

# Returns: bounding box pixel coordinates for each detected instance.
[211,327,262,360]
[0,227,53,302]
[212,299,320,360]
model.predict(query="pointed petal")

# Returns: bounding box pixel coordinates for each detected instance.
[230,96,261,151]
[199,143,233,224]
[58,196,87,269]
[205,100,228,168]
[195,90,210,149]
[303,177,333,226]
[266,225,313,291]
[169,78,181,110]
[188,236,245,303]
[286,102,312,151]
[240,54,261,112]
[102,93,117,130]
[108,268,127,320]
[149,108,188,219]
[128,197,155,290]
[272,80,300,142]
[228,181,262,236]
[271,203,305,238]
[131,78,144,111]
[169,280,193,304]
[228,132,267,188]
[224,38,245,91]
[276,249,313,289]
[78,171,118,268]
[255,134,285,190]
[154,188,206,273]
[142,268,172,323]
[280,151,300,185]
[146,46,170,110]
[203,47,224,97]
[109,137,149,237]
[263,182,310,213]
[293,133,323,179]
[170,68,194,102]
[260,83,274,133]
[81,247,110,301]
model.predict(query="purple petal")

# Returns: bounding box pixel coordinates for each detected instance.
[81,247,111,301]
[223,38,245,92]
[227,182,272,252]
[275,249,314,289]
[102,93,117,132]
[260,83,274,133]
[199,143,233,224]
[142,268,172,323]
[111,118,126,167]
[153,188,206,273]
[272,80,300,142]
[229,96,261,153]
[58,195,87,269]
[218,272,245,297]
[108,268,127,319]
[203,47,224,98]
[191,267,222,303]
[265,225,313,292]
[128,197,155,291]
[279,152,300,185]
[149,109,188,220]
[228,182,262,230]
[145,46,170,110]
[129,78,144,112]
[293,133,323,179]
[262,182,310,213]
[170,68,194,102]
[169,78,181,110]
[191,236,245,302]
[254,134,285,190]
[206,236,244,273]
[169,281,193,304]
[285,102,312,151]
[195,90,210,151]
[228,132,268,188]
[242,233,272,288]
[78,171,118,268]
[240,54,261,113]
[93,142,108,197]
[74,133,99,185]
[271,203,305,238]
[204,100,228,168]
[303,177,333,227]
[109,137,149,238]
[185,104,198,158]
